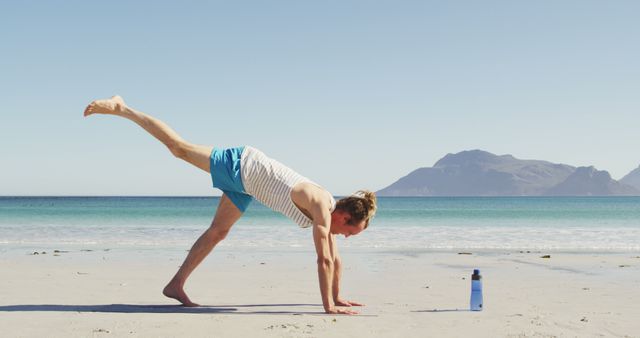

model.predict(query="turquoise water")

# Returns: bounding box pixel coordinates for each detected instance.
[1,197,639,252]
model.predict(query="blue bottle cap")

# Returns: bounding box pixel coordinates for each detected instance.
[473,269,480,275]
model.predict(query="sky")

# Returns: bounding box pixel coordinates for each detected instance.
[1,0,639,196]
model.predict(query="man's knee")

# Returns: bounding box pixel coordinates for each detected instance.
[207,226,230,242]
[167,141,188,159]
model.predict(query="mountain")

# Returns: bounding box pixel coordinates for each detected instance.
[546,166,639,196]
[620,165,640,191]
[377,150,640,196]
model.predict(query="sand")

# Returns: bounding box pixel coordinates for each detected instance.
[0,248,638,337]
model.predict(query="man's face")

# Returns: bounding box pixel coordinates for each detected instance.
[330,211,366,238]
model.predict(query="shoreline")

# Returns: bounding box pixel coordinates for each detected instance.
[3,244,640,255]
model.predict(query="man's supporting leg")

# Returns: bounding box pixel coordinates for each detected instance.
[163,194,243,306]
[84,95,212,173]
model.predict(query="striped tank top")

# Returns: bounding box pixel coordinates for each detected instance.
[240,146,336,228]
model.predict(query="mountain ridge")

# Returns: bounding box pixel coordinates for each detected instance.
[377,150,640,196]
[620,165,640,191]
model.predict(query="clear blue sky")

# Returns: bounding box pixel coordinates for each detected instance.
[2,1,639,196]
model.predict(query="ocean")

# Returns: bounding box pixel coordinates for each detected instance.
[1,196,639,253]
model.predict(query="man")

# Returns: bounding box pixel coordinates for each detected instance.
[84,96,377,314]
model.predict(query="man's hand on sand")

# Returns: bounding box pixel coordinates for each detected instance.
[326,307,359,315]
[335,298,364,307]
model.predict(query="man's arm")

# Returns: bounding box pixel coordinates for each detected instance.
[330,234,364,307]
[312,222,336,313]
[310,203,358,315]
[330,234,341,302]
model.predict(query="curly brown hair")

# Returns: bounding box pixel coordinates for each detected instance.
[335,190,377,229]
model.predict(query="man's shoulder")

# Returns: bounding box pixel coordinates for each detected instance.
[295,182,331,203]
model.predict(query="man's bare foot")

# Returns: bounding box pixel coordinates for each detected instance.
[163,281,200,307]
[83,95,128,117]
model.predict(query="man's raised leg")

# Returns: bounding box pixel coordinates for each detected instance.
[162,194,243,306]
[84,95,212,173]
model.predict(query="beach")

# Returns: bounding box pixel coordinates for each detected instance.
[1,248,638,337]
[1,196,639,337]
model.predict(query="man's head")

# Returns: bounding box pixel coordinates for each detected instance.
[330,190,377,238]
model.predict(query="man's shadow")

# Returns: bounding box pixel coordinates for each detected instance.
[0,303,326,315]
[411,309,471,313]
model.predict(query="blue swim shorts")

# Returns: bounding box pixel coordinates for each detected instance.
[210,146,253,212]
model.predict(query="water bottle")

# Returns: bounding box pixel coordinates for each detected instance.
[470,269,483,311]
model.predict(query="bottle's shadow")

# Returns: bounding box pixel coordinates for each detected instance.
[411,309,472,313]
